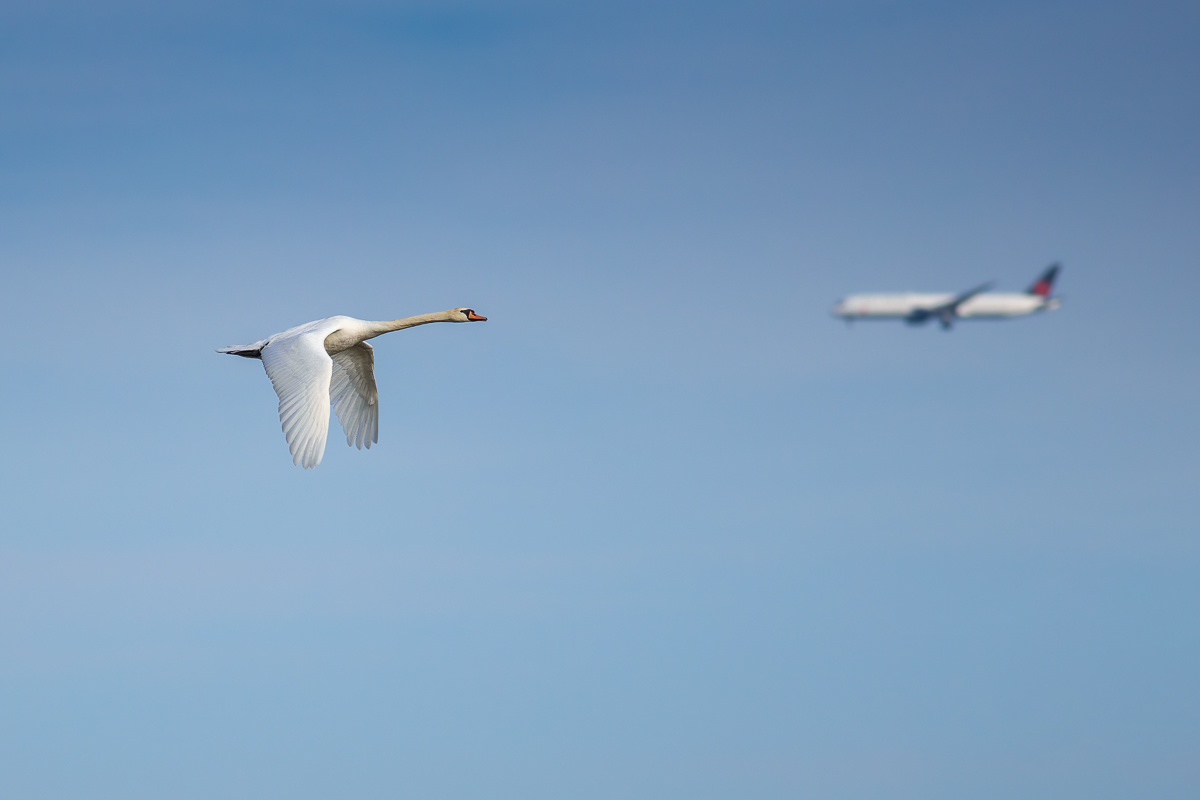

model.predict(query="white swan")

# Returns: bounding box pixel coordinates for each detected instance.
[218,308,487,468]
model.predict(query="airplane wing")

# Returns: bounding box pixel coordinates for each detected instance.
[907,281,994,329]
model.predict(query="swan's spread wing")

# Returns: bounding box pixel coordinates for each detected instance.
[330,342,379,449]
[260,333,334,469]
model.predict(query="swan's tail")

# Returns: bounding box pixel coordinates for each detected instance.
[217,339,269,359]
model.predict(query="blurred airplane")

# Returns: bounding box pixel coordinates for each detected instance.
[833,264,1062,330]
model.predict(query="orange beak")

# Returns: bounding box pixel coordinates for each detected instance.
[467,311,487,321]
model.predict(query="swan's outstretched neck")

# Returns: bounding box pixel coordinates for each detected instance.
[366,310,459,337]
[324,310,475,355]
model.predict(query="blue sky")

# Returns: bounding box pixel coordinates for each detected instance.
[1,1,1198,797]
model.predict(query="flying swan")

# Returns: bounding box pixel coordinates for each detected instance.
[218,308,487,468]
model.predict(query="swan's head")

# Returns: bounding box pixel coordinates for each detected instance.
[453,307,488,322]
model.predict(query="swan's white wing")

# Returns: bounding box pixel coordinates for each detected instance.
[260,332,334,469]
[330,342,379,449]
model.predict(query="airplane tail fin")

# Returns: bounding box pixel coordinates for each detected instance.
[1027,263,1061,297]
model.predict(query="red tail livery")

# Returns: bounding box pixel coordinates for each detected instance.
[1027,263,1061,297]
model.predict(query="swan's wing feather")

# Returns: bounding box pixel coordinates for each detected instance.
[260,333,334,469]
[330,342,379,449]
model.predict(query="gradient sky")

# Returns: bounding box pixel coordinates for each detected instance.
[1,1,1198,798]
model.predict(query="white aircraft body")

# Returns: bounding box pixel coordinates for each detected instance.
[833,264,1062,329]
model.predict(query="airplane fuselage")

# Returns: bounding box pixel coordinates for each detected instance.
[834,292,1060,321]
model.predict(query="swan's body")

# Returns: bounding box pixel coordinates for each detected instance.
[218,308,487,468]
